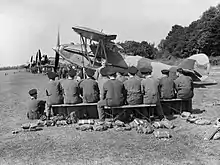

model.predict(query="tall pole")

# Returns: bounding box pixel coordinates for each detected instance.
[80,35,85,79]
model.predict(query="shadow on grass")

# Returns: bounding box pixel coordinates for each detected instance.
[166,115,177,121]
[194,84,206,88]
[191,108,205,114]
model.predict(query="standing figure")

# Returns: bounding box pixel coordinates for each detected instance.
[75,68,83,82]
[62,67,68,79]
[58,67,63,79]
[97,67,109,100]
[94,59,106,80]
[45,71,64,118]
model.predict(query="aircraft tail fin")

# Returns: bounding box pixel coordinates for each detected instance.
[178,59,196,70]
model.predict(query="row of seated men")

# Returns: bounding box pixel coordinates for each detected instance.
[27,65,194,122]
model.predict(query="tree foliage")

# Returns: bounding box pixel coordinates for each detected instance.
[118,41,157,59]
[118,4,220,62]
[159,4,220,58]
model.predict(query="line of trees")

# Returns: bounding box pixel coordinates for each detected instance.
[0,65,25,71]
[118,4,220,65]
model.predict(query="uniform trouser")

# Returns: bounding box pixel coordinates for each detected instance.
[156,101,164,118]
[142,100,164,119]
[97,100,107,121]
[97,99,124,121]
[45,103,53,118]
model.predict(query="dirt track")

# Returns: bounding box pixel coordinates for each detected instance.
[0,70,220,165]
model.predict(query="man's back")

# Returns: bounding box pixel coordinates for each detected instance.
[46,80,63,105]
[169,67,178,81]
[174,75,194,99]
[28,99,40,112]
[159,76,175,99]
[27,99,45,119]
[79,78,99,103]
[62,79,82,104]
[98,77,109,99]
[103,79,125,106]
[124,77,142,105]
[141,77,159,104]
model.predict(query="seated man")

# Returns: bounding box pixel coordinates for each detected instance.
[45,71,64,119]
[97,68,125,122]
[159,69,176,115]
[79,68,99,103]
[61,68,82,104]
[169,67,178,81]
[174,68,194,99]
[159,69,176,99]
[27,89,45,120]
[124,66,142,105]
[140,67,165,120]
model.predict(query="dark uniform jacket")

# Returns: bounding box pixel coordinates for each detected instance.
[123,77,142,105]
[98,77,109,99]
[61,79,82,104]
[27,99,45,119]
[141,76,160,104]
[102,79,125,106]
[79,78,99,103]
[159,76,176,99]
[174,75,194,99]
[46,80,64,105]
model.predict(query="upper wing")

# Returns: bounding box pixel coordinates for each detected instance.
[72,26,117,42]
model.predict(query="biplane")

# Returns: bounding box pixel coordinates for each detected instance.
[52,26,126,70]
[52,26,217,86]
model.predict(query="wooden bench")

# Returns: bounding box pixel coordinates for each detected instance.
[52,103,97,108]
[160,98,192,114]
[52,103,98,118]
[104,104,156,122]
[52,103,156,121]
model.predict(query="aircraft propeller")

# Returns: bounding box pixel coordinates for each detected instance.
[54,28,60,72]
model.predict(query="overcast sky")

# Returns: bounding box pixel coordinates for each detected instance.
[0,0,219,66]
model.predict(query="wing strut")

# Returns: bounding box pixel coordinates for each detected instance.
[101,40,108,63]
[92,40,101,66]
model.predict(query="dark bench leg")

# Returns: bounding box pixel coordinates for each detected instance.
[162,103,181,115]
[134,107,152,123]
[180,100,192,113]
[112,108,127,122]
[180,100,183,114]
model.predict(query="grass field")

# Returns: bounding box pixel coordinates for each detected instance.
[0,69,220,165]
